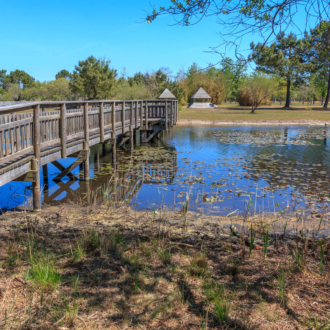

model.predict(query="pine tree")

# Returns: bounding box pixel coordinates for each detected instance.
[251,32,309,108]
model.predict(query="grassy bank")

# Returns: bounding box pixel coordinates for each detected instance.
[178,103,330,124]
[0,205,329,329]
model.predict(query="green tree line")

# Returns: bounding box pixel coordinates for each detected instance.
[1,22,329,111]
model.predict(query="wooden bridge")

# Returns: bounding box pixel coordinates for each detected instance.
[0,99,178,209]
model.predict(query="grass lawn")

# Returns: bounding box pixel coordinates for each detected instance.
[179,102,330,122]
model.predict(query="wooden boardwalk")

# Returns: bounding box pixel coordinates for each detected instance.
[0,99,178,209]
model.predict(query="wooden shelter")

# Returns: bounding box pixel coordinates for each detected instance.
[159,88,176,99]
[188,87,217,108]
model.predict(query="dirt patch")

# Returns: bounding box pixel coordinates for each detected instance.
[0,204,329,329]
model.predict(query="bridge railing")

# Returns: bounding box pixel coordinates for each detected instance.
[0,99,178,168]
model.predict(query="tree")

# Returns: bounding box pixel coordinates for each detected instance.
[55,69,72,80]
[251,32,309,108]
[145,0,329,57]
[220,57,247,101]
[0,70,6,89]
[295,83,316,104]
[306,21,330,109]
[47,78,72,100]
[272,77,287,105]
[7,83,22,100]
[239,74,276,113]
[5,70,35,90]
[70,56,117,99]
[312,71,328,105]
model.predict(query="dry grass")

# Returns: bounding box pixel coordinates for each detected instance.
[179,102,330,123]
[0,206,329,330]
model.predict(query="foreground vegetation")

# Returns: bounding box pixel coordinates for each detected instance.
[0,205,329,329]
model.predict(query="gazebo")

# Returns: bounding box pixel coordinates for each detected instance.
[188,87,217,108]
[159,88,176,99]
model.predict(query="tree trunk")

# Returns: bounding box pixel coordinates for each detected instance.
[323,70,330,109]
[284,78,291,108]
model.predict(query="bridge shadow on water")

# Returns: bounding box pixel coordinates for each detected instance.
[40,129,177,209]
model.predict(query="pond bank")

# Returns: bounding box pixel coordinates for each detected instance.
[1,203,328,240]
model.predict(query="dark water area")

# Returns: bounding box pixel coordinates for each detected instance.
[2,125,330,220]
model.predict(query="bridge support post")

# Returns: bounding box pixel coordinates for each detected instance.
[140,130,147,143]
[112,143,117,164]
[130,131,134,150]
[31,158,41,210]
[83,141,89,181]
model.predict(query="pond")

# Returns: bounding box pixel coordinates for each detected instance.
[1,125,330,221]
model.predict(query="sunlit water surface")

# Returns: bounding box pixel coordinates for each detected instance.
[2,125,330,219]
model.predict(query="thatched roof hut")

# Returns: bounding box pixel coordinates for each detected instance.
[188,87,217,108]
[159,88,176,99]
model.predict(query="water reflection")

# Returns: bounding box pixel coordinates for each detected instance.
[2,126,330,220]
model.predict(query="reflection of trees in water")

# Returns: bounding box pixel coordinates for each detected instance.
[243,130,330,204]
[206,126,330,205]
[42,136,178,207]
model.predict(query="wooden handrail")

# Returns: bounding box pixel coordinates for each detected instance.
[0,99,178,165]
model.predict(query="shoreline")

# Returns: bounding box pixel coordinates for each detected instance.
[177,119,330,126]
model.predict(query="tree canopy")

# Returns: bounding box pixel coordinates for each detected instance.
[251,32,309,108]
[145,0,330,53]
[5,70,35,90]
[306,21,330,108]
[69,56,117,99]
[55,69,72,81]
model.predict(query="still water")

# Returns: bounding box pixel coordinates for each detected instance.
[1,125,330,218]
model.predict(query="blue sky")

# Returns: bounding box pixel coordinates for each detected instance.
[0,0,308,82]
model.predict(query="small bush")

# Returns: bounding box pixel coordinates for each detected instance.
[237,86,272,106]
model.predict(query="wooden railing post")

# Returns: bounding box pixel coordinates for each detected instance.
[135,101,138,128]
[170,101,173,127]
[100,102,104,143]
[130,101,133,130]
[165,101,168,130]
[122,102,125,134]
[84,102,89,145]
[145,101,148,130]
[33,104,40,163]
[176,101,178,123]
[140,100,143,126]
[60,103,67,158]
[112,102,116,138]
